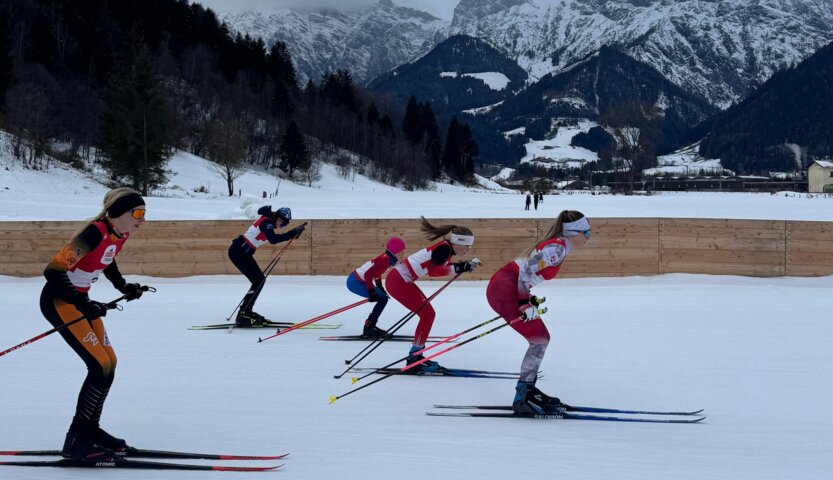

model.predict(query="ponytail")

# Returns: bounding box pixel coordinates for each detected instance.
[419,216,473,242]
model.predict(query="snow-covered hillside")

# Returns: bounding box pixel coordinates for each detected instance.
[2,140,832,222]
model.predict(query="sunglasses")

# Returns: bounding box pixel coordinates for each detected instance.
[129,208,146,220]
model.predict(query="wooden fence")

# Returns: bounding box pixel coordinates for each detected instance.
[1,218,832,278]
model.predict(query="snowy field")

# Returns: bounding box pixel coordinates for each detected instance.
[1,149,832,222]
[2,273,832,479]
[2,145,833,477]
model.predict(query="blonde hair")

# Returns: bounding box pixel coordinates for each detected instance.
[72,187,142,238]
[520,210,586,258]
[419,216,473,242]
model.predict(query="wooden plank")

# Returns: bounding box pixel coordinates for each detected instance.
[660,218,785,230]
[786,264,833,276]
[661,261,784,276]
[659,236,785,251]
[660,248,783,264]
[787,221,833,235]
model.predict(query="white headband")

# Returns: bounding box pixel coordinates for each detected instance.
[449,233,475,246]
[562,217,590,236]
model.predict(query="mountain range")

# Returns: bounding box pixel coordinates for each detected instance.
[218,0,833,109]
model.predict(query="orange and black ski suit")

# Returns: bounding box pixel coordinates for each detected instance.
[40,220,129,427]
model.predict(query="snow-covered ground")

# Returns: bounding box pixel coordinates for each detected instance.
[2,138,833,478]
[520,120,599,169]
[644,142,729,177]
[2,273,832,479]
[3,146,831,222]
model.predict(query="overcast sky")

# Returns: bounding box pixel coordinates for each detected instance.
[195,0,458,20]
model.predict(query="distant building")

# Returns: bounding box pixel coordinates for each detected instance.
[555,179,590,191]
[808,160,833,193]
[608,176,807,193]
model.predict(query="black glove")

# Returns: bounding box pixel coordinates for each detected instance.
[453,258,481,273]
[79,300,109,320]
[520,295,546,307]
[118,283,146,301]
[367,290,379,303]
[453,260,474,273]
[293,225,306,238]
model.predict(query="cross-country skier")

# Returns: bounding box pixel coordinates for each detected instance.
[346,237,407,339]
[385,217,480,373]
[486,210,591,414]
[40,188,150,460]
[228,205,304,326]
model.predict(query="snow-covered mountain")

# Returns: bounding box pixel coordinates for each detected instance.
[220,0,833,108]
[217,0,447,85]
[448,0,833,108]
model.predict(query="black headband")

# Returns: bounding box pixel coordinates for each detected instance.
[107,193,145,218]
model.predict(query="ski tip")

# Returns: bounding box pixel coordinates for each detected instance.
[344,360,351,365]
[213,463,284,471]
[351,377,359,384]
[328,396,338,405]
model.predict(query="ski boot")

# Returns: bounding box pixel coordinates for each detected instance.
[62,417,115,461]
[236,311,267,327]
[91,424,129,452]
[405,345,441,374]
[361,320,389,339]
[512,381,566,415]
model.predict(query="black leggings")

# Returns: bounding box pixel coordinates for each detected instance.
[228,241,266,313]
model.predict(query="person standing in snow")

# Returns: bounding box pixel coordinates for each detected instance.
[525,193,531,210]
[486,210,591,414]
[228,205,305,326]
[40,187,150,460]
[385,217,480,373]
[533,192,539,210]
[346,237,407,339]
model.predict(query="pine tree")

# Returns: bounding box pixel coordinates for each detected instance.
[266,41,297,88]
[441,116,479,183]
[321,69,357,112]
[99,44,172,195]
[0,3,12,113]
[271,81,295,121]
[402,96,441,178]
[402,96,421,143]
[366,102,380,126]
[279,121,310,177]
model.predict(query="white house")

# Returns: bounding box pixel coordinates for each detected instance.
[808,160,833,193]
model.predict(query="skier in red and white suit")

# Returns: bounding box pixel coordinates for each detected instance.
[486,210,591,414]
[385,217,480,373]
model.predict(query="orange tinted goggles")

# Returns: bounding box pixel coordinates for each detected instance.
[130,208,146,220]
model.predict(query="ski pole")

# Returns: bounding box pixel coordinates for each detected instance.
[350,315,503,383]
[0,289,155,359]
[257,299,368,343]
[225,223,307,322]
[333,272,463,378]
[329,315,525,404]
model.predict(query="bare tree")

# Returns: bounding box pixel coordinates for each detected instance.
[601,101,660,194]
[205,109,247,196]
[5,82,52,168]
